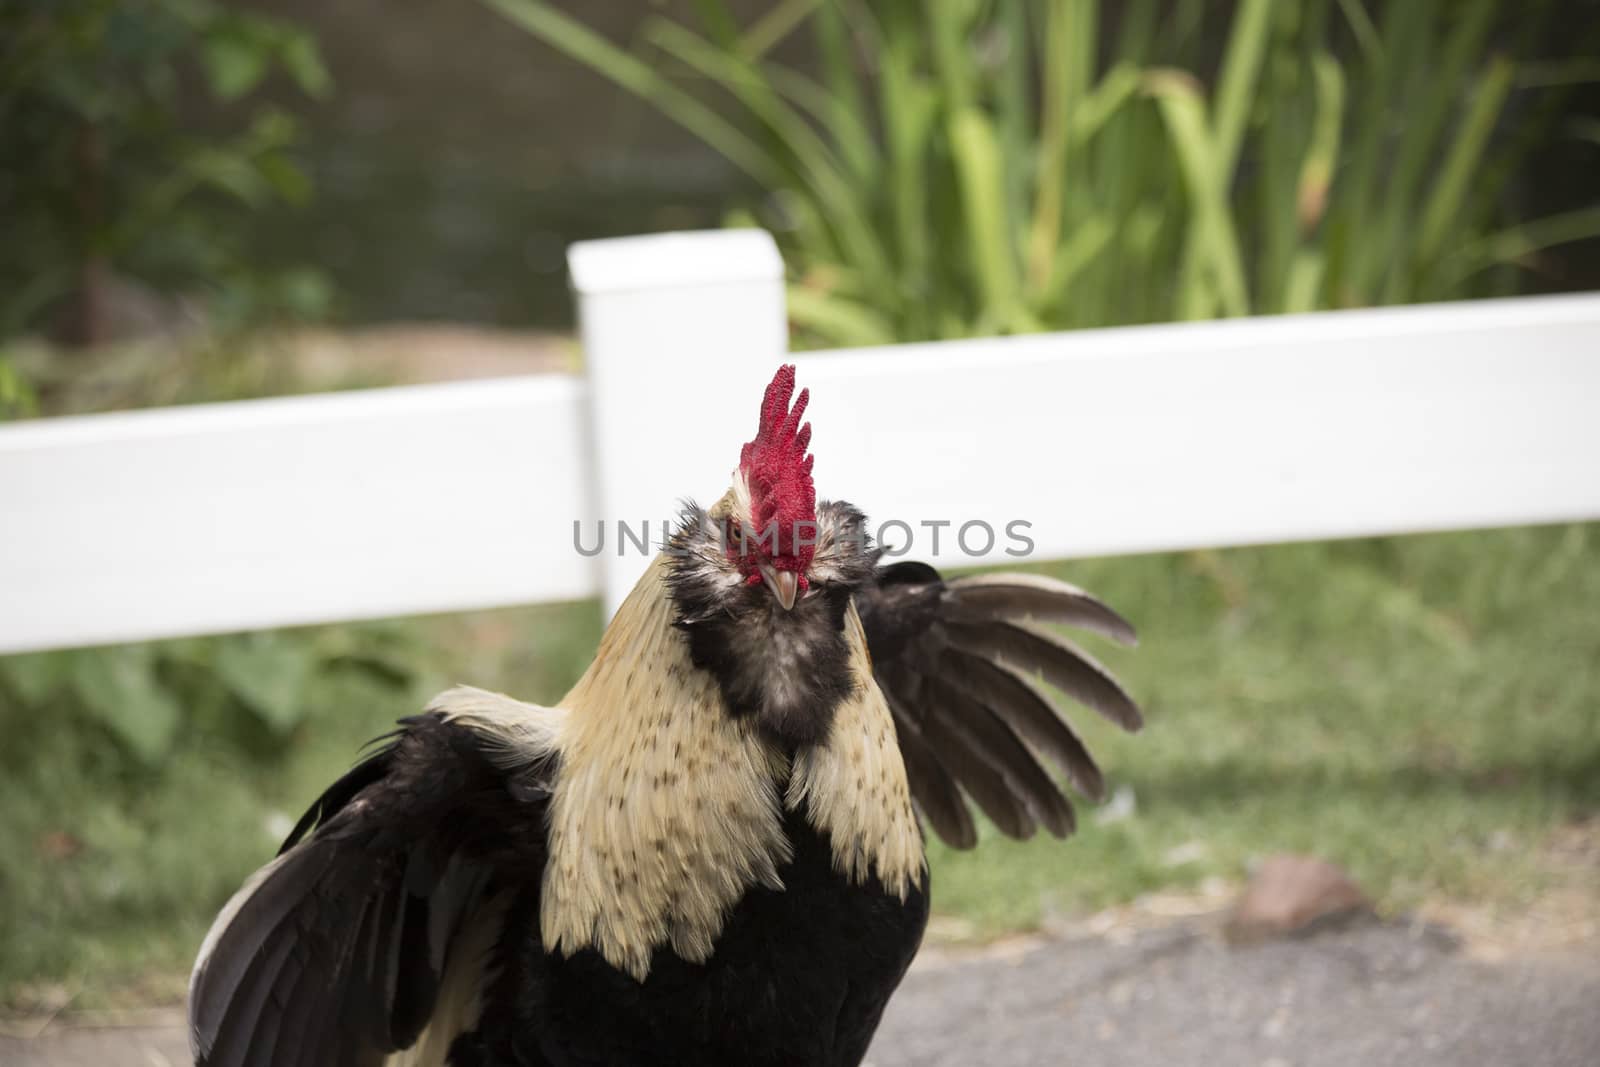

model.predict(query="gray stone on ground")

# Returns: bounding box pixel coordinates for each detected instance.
[1225,852,1374,943]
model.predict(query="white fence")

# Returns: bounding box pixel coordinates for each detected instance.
[3,229,1599,655]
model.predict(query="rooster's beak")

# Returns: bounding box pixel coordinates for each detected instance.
[761,567,799,611]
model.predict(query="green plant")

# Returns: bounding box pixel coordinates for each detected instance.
[0,0,334,344]
[0,603,599,1011]
[0,626,420,768]
[1149,0,1600,318]
[483,0,1600,346]
[0,356,37,420]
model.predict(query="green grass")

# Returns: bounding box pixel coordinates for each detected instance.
[929,524,1600,933]
[3,524,1597,1011]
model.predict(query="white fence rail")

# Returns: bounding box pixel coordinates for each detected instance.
[3,230,1599,654]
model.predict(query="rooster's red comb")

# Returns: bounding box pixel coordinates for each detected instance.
[738,364,817,573]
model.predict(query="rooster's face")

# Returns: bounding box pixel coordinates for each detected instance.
[666,365,876,747]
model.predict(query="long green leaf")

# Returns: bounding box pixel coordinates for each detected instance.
[645,20,890,281]
[1334,0,1381,62]
[1283,250,1326,313]
[1149,71,1250,318]
[481,0,780,185]
[874,5,936,332]
[929,0,977,113]
[786,285,898,348]
[1026,0,1095,294]
[996,0,1033,250]
[1070,63,1142,146]
[690,0,741,49]
[762,64,879,185]
[1113,0,1159,62]
[1328,0,1430,303]
[1369,0,1495,299]
[1212,0,1274,183]
[1296,52,1346,238]
[739,0,822,58]
[804,0,876,183]
[1412,56,1514,284]
[1039,214,1113,309]
[1255,5,1298,312]
[950,107,1024,328]
[1439,205,1600,291]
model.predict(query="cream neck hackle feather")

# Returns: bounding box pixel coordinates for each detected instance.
[526,555,925,981]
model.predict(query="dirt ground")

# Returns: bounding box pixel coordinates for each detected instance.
[4,912,1596,1067]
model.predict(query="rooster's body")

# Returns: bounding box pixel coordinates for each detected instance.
[190,366,1142,1066]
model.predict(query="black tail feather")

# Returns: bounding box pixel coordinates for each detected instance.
[942,650,1107,802]
[922,673,1075,837]
[944,574,1138,646]
[946,620,1144,732]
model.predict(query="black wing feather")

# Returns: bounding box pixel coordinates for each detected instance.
[858,563,1141,849]
[884,690,978,849]
[207,922,297,1067]
[189,706,553,1066]
[279,741,393,855]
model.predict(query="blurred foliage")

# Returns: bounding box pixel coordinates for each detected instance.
[0,618,425,1009]
[0,357,38,420]
[0,603,603,1011]
[0,0,334,347]
[0,325,334,420]
[0,6,373,784]
[0,627,418,767]
[485,0,1600,345]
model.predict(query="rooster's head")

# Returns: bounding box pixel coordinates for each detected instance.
[666,364,877,745]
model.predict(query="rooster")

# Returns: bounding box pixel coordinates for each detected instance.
[189,364,1142,1066]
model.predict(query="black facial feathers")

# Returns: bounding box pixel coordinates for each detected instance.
[665,500,877,749]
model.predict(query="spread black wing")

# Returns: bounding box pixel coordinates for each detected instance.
[856,563,1141,849]
[188,689,556,1067]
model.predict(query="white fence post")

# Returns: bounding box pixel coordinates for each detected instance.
[569,230,789,616]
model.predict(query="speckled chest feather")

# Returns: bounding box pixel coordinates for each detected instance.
[540,557,924,982]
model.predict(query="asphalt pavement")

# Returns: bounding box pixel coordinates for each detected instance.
[4,917,1597,1066]
[868,918,1600,1067]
